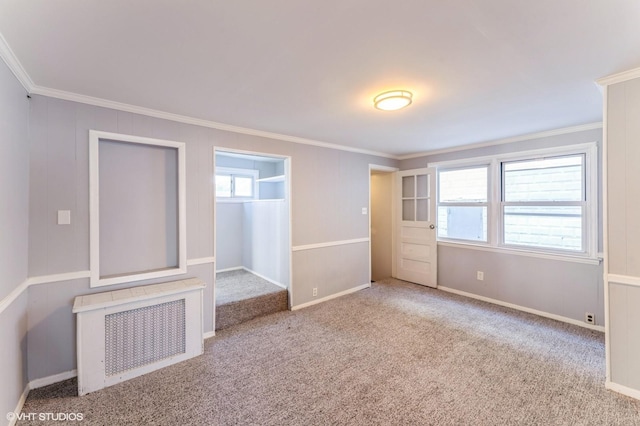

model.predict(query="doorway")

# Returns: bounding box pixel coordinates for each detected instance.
[213,149,291,330]
[370,165,397,282]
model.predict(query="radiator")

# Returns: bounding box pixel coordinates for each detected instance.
[73,278,205,396]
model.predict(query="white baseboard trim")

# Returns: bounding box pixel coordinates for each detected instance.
[606,380,640,401]
[242,267,287,289]
[8,384,30,426]
[438,286,605,332]
[29,369,77,390]
[215,266,244,273]
[291,283,371,311]
[203,331,216,340]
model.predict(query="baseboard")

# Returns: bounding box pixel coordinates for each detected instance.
[203,330,216,340]
[241,267,287,289]
[8,384,30,426]
[291,283,371,311]
[29,369,77,390]
[215,266,244,273]
[606,381,640,401]
[438,286,605,332]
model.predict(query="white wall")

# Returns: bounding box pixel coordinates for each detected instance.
[0,59,29,421]
[215,202,244,270]
[400,128,604,326]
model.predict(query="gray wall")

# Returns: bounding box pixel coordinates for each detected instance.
[400,128,604,325]
[25,94,396,381]
[606,76,640,390]
[0,60,29,419]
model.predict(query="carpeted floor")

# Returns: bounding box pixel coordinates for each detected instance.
[18,278,640,425]
[215,270,288,330]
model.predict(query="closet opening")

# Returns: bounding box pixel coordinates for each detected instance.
[213,149,291,331]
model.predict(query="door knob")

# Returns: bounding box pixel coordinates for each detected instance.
[429,224,435,229]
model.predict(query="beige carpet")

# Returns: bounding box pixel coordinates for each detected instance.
[18,278,640,425]
[215,270,288,330]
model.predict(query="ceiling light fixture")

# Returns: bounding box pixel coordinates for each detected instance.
[373,90,413,111]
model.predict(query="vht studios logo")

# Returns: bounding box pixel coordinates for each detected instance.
[6,412,84,422]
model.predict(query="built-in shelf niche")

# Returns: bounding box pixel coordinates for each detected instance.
[89,130,187,288]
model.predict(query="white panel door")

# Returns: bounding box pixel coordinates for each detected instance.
[395,168,437,287]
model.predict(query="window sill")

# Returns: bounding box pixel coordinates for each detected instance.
[437,240,602,265]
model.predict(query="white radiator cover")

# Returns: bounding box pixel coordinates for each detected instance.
[73,278,205,396]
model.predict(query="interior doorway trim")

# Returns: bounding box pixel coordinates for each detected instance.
[369,164,399,284]
[213,146,293,320]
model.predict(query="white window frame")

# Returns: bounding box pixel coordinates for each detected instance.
[429,142,598,263]
[436,164,491,243]
[215,167,259,201]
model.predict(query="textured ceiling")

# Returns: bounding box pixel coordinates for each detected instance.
[1,1,639,156]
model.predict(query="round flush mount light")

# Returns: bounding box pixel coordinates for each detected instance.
[373,90,413,111]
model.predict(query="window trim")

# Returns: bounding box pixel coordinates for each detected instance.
[437,164,491,243]
[429,142,599,261]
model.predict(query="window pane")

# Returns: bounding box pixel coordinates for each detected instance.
[416,199,429,222]
[233,176,253,197]
[402,200,415,221]
[437,206,487,242]
[402,176,415,198]
[439,167,487,202]
[503,205,582,251]
[416,174,429,198]
[215,175,231,197]
[503,155,583,202]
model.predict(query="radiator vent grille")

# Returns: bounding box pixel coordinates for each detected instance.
[105,299,186,376]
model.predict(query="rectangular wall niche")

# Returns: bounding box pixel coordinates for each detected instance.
[90,130,186,287]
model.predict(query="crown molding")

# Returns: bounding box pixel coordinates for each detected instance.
[28,88,396,159]
[597,67,640,87]
[398,122,603,160]
[0,31,35,91]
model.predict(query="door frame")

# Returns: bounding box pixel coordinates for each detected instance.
[368,164,399,284]
[213,147,294,322]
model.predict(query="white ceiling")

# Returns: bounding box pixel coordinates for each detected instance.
[1,1,639,157]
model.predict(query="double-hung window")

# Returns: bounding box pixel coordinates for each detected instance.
[437,166,489,242]
[434,143,597,260]
[215,167,258,200]
[501,154,585,252]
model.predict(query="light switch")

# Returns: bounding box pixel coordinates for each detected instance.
[57,210,71,225]
[362,207,368,215]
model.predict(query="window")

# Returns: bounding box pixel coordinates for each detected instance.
[501,155,585,252]
[215,167,258,199]
[437,166,488,242]
[433,143,597,259]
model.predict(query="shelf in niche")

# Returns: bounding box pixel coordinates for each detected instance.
[257,175,285,183]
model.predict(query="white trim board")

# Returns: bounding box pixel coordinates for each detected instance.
[8,384,29,426]
[607,274,640,288]
[291,282,371,311]
[438,286,605,332]
[0,279,28,315]
[605,381,640,401]
[597,67,640,87]
[187,257,215,266]
[292,238,369,252]
[399,123,602,160]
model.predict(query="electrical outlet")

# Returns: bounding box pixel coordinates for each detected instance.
[476,271,484,281]
[585,312,595,324]
[313,288,318,297]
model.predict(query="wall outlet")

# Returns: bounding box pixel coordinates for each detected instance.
[476,271,484,281]
[585,312,595,324]
[313,288,318,297]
